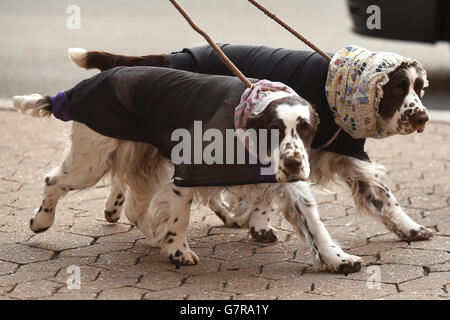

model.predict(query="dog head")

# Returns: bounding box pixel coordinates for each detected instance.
[245,95,319,182]
[378,62,429,135]
[326,45,429,139]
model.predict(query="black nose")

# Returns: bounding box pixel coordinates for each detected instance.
[285,157,301,172]
[411,111,429,125]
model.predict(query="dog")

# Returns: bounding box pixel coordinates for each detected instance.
[64,44,434,265]
[16,64,382,274]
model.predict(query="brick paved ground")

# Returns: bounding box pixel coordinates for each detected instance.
[0,110,449,300]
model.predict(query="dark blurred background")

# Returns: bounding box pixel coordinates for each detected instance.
[0,0,449,113]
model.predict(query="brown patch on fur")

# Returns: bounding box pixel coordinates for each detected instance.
[84,51,169,71]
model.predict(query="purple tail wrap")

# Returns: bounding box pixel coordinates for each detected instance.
[50,91,71,122]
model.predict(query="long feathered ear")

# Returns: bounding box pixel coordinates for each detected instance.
[243,113,265,130]
[311,106,320,132]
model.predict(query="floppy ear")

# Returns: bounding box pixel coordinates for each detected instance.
[244,113,265,130]
[378,65,409,118]
[310,106,320,132]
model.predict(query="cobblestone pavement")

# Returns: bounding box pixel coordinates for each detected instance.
[0,110,449,300]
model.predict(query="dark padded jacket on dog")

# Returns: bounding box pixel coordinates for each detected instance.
[168,44,369,161]
[51,66,277,187]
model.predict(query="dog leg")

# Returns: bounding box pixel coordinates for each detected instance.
[209,195,278,242]
[147,183,199,266]
[350,179,433,241]
[30,170,70,233]
[104,179,125,223]
[123,190,152,228]
[248,201,278,243]
[31,123,118,232]
[283,182,362,274]
[209,196,240,227]
[325,155,434,241]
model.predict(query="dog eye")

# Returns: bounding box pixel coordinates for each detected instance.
[393,80,408,94]
[298,123,310,136]
[414,84,423,96]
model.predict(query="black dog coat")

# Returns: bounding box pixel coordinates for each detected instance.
[168,44,370,161]
[50,66,279,187]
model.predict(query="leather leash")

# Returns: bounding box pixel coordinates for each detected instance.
[247,0,332,62]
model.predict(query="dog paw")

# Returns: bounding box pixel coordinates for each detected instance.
[335,256,362,275]
[168,248,199,267]
[104,192,124,223]
[250,226,278,243]
[30,217,49,233]
[408,226,433,241]
[104,210,120,223]
[318,245,362,274]
[29,205,54,233]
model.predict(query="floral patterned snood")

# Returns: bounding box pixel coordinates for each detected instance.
[325,45,428,139]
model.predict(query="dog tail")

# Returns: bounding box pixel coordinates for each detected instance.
[68,48,169,71]
[12,94,52,118]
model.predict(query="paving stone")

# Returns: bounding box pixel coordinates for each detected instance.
[182,269,261,293]
[52,265,102,284]
[137,271,187,291]
[57,277,138,294]
[347,242,404,256]
[430,261,450,272]
[44,291,98,300]
[69,218,131,237]
[0,286,13,296]
[212,241,258,261]
[96,229,145,243]
[9,280,62,299]
[91,251,143,269]
[208,226,249,236]
[171,257,222,276]
[382,289,449,300]
[97,286,147,300]
[118,261,177,275]
[142,286,192,300]
[25,231,93,251]
[0,260,18,275]
[341,264,425,284]
[18,256,95,273]
[189,234,249,247]
[380,248,450,266]
[0,271,55,286]
[399,272,450,291]
[186,290,232,300]
[407,194,448,210]
[129,239,162,255]
[254,236,299,255]
[258,261,308,280]
[221,252,291,270]
[272,272,397,299]
[400,235,450,251]
[59,242,133,257]
[0,243,53,264]
[234,288,331,300]
[434,183,450,197]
